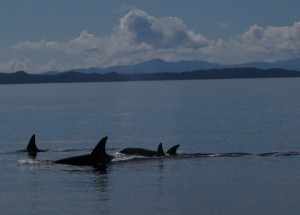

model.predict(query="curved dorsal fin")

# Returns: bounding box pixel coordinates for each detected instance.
[26,134,39,152]
[91,136,108,156]
[156,143,165,157]
[166,144,180,155]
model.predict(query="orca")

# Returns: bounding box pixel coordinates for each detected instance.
[256,152,279,156]
[24,134,46,158]
[166,144,180,156]
[120,143,180,157]
[26,134,45,153]
[54,136,113,166]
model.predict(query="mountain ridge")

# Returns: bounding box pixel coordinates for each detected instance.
[55,57,300,75]
[1,67,300,85]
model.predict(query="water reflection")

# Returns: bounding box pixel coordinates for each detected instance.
[92,163,111,193]
[157,159,166,199]
[92,164,112,215]
[27,151,37,159]
[93,163,109,174]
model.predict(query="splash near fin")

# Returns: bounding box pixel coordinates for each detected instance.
[91,136,108,156]
[26,134,39,152]
[156,143,165,157]
[166,144,180,155]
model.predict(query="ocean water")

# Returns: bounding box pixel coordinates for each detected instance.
[1,78,300,215]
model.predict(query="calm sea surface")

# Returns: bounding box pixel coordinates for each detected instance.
[1,78,300,215]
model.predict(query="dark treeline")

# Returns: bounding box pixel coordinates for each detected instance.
[1,68,300,84]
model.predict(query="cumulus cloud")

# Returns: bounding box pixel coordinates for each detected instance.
[13,30,104,54]
[116,9,208,48]
[14,10,207,53]
[238,22,300,61]
[13,40,64,51]
[6,9,300,72]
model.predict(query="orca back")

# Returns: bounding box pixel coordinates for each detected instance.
[157,143,165,157]
[91,136,113,162]
[166,144,180,155]
[120,148,157,157]
[91,136,108,156]
[55,136,113,166]
[26,134,39,152]
[55,154,96,166]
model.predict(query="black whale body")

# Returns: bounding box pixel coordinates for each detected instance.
[19,134,47,158]
[120,143,180,157]
[25,134,46,153]
[54,136,113,166]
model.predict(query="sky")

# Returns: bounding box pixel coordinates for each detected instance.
[1,0,300,73]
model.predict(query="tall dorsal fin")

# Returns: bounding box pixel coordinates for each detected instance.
[156,143,165,157]
[91,136,108,156]
[166,144,180,155]
[26,134,39,152]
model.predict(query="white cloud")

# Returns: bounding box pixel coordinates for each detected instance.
[13,40,64,51]
[116,9,208,48]
[67,31,104,53]
[13,30,104,54]
[237,22,300,61]
[5,9,300,73]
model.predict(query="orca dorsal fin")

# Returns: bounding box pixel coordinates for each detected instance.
[91,136,108,156]
[156,143,165,157]
[26,134,39,152]
[166,144,180,155]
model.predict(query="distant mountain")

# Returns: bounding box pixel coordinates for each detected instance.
[273,58,300,71]
[2,58,300,77]
[63,58,300,75]
[233,58,300,70]
[40,71,61,75]
[232,62,275,70]
[69,59,223,74]
[1,68,300,85]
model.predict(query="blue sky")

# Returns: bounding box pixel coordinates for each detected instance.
[1,0,300,73]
